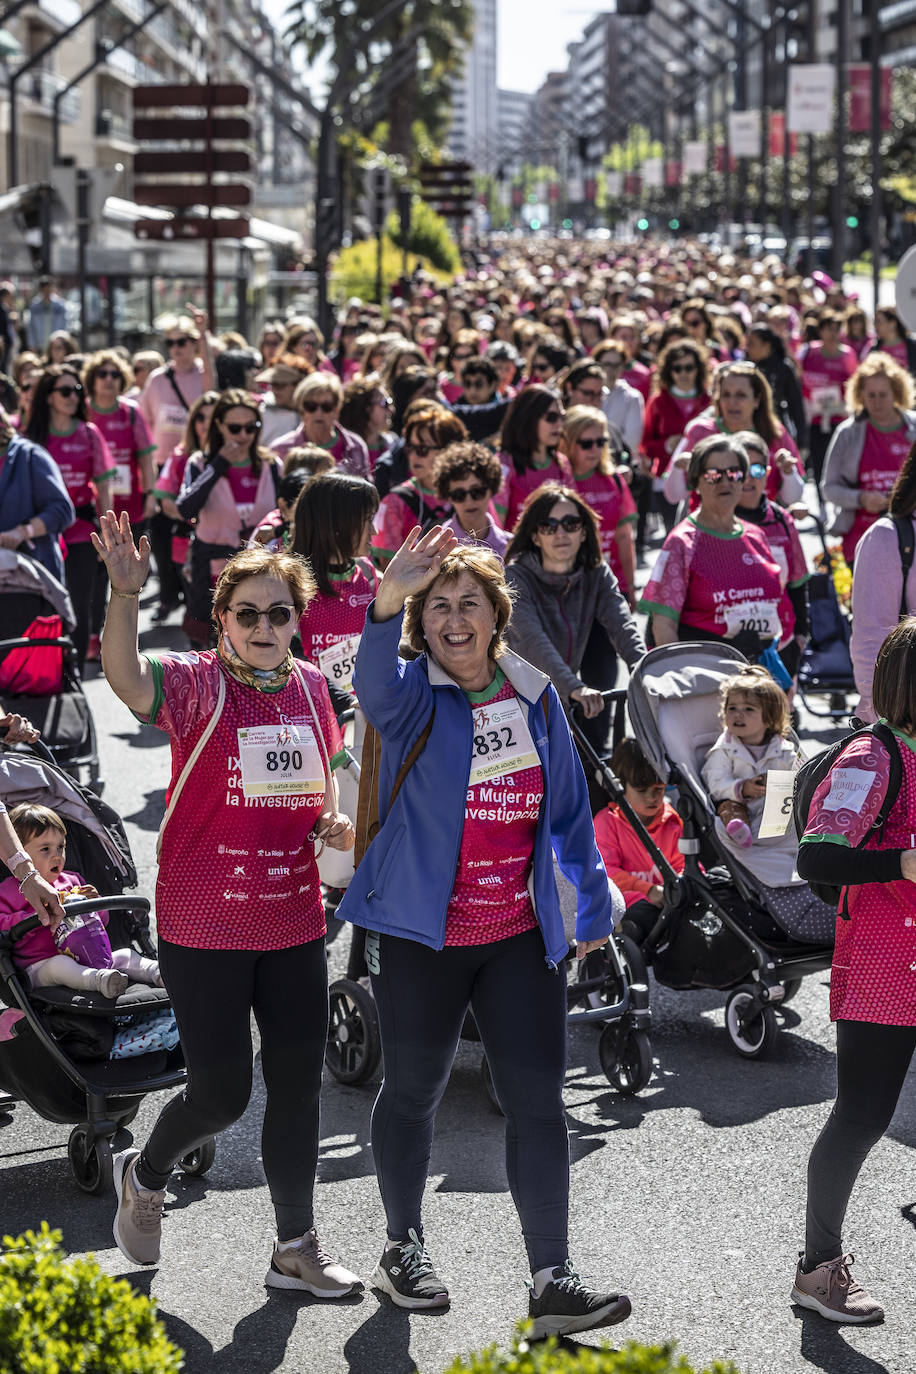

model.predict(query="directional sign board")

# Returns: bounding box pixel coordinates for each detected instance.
[135,218,251,241]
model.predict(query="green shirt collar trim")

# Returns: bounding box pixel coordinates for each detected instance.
[878,720,916,756]
[464,666,506,703]
[688,513,745,540]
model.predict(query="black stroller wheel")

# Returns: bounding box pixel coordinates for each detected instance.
[599,1024,652,1095]
[780,978,803,1005]
[68,1126,113,1195]
[177,1138,216,1176]
[725,985,778,1058]
[479,1055,503,1114]
[326,978,381,1084]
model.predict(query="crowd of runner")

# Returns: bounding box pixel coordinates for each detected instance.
[1,234,914,1334]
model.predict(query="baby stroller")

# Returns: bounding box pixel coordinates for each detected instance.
[0,549,101,791]
[571,642,835,1060]
[324,719,653,1100]
[795,515,856,719]
[0,739,215,1193]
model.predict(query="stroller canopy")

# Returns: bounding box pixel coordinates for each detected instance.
[0,548,76,633]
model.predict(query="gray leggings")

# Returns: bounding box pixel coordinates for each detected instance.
[805,1018,916,1265]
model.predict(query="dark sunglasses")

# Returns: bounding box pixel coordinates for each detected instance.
[448,484,489,503]
[538,515,584,534]
[463,376,490,387]
[452,351,474,362]
[373,394,391,406]
[577,436,607,451]
[531,361,552,374]
[225,421,259,435]
[671,362,697,373]
[575,389,603,402]
[543,409,564,423]
[166,336,191,347]
[407,443,437,457]
[52,384,81,398]
[302,400,336,414]
[95,368,122,380]
[748,462,768,479]
[700,466,744,483]
[684,317,703,328]
[19,382,34,393]
[229,604,294,628]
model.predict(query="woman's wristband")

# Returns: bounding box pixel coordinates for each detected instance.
[6,850,31,877]
[110,588,141,600]
[17,866,39,892]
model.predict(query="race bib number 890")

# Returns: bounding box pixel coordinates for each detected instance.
[237,723,324,797]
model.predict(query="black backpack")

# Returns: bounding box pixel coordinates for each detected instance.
[892,514,915,620]
[792,721,902,910]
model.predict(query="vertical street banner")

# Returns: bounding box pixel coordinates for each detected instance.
[642,157,663,188]
[787,64,836,134]
[727,110,761,157]
[606,170,623,197]
[848,65,893,133]
[624,172,641,196]
[768,112,799,158]
[665,160,682,187]
[683,140,706,174]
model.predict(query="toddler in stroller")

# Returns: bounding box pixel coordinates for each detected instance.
[0,803,161,997]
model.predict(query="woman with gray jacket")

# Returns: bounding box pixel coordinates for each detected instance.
[822,351,916,565]
[504,482,645,759]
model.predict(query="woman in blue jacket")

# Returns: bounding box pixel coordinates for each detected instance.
[0,413,75,582]
[337,523,629,1339]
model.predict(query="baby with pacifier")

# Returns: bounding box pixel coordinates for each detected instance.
[701,667,800,847]
[0,803,161,998]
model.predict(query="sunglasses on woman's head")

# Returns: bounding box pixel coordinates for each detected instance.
[448,484,488,504]
[748,462,768,479]
[577,436,606,451]
[538,515,584,534]
[700,466,744,483]
[229,604,294,628]
[52,384,81,398]
[225,421,259,435]
[302,400,335,413]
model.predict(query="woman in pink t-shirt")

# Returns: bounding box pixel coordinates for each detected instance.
[92,519,360,1294]
[494,385,571,533]
[801,313,858,489]
[868,306,916,376]
[25,364,115,671]
[792,620,916,1323]
[560,405,636,603]
[177,390,280,647]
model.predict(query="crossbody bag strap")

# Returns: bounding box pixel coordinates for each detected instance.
[293,661,340,815]
[155,668,226,861]
[165,366,191,412]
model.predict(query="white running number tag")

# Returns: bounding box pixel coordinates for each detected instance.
[468,697,539,786]
[237,722,324,797]
[722,599,780,639]
[317,634,361,692]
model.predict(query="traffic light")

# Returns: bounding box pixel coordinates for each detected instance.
[668,218,680,230]
[846,215,859,228]
[637,217,650,231]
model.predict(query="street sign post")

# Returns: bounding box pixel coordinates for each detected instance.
[132,82,252,323]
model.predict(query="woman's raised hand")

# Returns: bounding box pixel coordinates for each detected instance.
[90,510,151,594]
[374,525,459,620]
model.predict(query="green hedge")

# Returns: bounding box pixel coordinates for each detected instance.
[0,1224,184,1373]
[330,236,453,305]
[440,1328,739,1374]
[387,198,461,275]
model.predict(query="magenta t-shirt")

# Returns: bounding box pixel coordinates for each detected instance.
[45,422,116,545]
[445,675,542,946]
[225,463,261,528]
[802,728,916,1024]
[801,344,857,421]
[639,515,786,642]
[843,422,912,564]
[297,559,378,693]
[495,454,572,533]
[88,399,155,523]
[571,468,637,595]
[147,651,343,950]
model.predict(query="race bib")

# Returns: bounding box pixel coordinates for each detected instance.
[810,385,843,416]
[758,770,796,838]
[722,599,780,640]
[317,634,361,692]
[468,696,539,786]
[237,722,324,797]
[110,463,132,497]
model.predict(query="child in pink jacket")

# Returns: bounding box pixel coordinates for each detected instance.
[594,737,684,944]
[0,803,161,998]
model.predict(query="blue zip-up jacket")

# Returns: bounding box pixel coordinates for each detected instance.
[336,605,623,967]
[0,434,75,582]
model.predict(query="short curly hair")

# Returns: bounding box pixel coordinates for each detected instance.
[402,545,514,659]
[433,441,503,499]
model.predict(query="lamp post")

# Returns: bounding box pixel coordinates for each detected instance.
[834,0,850,280]
[870,0,882,311]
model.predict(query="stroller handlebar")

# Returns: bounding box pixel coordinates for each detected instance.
[0,727,57,767]
[4,895,151,944]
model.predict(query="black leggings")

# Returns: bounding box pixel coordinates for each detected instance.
[805,1018,916,1265]
[65,541,99,673]
[148,509,184,608]
[136,937,328,1241]
[368,926,570,1271]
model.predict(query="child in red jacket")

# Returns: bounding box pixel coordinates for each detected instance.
[594,737,684,944]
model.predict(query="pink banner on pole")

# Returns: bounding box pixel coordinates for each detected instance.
[665,159,682,186]
[624,172,641,196]
[768,112,799,158]
[848,65,893,133]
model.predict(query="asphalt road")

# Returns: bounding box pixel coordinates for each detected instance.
[3,509,915,1374]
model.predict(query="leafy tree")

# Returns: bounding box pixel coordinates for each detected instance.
[284,0,473,162]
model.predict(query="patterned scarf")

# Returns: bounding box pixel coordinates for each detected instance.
[216,632,295,693]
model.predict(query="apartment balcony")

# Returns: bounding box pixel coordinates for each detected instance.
[21,69,80,123]
[30,0,82,32]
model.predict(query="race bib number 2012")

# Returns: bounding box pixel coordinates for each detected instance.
[722,599,780,640]
[468,697,539,786]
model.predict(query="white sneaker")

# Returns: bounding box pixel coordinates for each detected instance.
[96,968,129,998]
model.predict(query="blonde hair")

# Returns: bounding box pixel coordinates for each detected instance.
[9,802,66,847]
[293,371,343,409]
[719,667,791,742]
[402,545,514,658]
[560,405,614,475]
[211,546,316,624]
[846,350,916,414]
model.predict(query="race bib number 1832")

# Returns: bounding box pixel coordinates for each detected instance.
[468,697,539,786]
